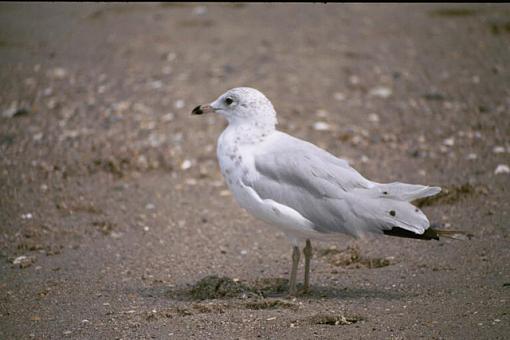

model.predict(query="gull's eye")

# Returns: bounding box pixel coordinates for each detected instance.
[225,97,234,105]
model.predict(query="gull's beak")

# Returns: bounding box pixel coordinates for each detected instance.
[191,104,215,115]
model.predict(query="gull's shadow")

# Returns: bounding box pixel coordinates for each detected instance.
[137,276,405,302]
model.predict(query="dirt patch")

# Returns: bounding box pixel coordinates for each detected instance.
[251,277,289,297]
[187,276,293,300]
[489,21,510,35]
[317,245,391,269]
[244,299,298,310]
[189,275,252,300]
[414,183,483,208]
[149,303,230,320]
[308,313,363,326]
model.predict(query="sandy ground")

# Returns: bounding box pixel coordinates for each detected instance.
[1,3,509,339]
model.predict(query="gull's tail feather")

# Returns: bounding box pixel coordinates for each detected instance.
[383,225,473,241]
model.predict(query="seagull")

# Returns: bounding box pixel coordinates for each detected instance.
[192,87,468,296]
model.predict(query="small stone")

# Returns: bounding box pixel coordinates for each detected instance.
[21,213,33,220]
[240,250,248,255]
[494,164,510,175]
[149,80,163,89]
[33,132,43,141]
[161,113,174,122]
[313,121,331,131]
[493,146,506,154]
[368,113,379,123]
[349,75,360,85]
[360,155,369,163]
[369,86,392,98]
[181,159,192,170]
[466,153,477,160]
[186,178,197,186]
[62,330,72,336]
[443,137,455,147]
[110,231,123,239]
[333,92,346,101]
[145,203,155,210]
[51,67,67,79]
[13,255,35,268]
[165,52,177,62]
[220,190,231,196]
[174,99,185,110]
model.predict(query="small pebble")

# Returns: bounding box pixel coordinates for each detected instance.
[220,190,231,196]
[33,132,43,141]
[21,213,33,220]
[494,164,510,175]
[174,99,185,110]
[161,113,174,122]
[181,159,192,170]
[368,113,379,123]
[333,92,346,101]
[369,86,392,98]
[149,80,163,89]
[493,146,506,154]
[443,137,455,147]
[313,121,331,131]
[13,256,28,265]
[51,67,67,79]
[349,75,360,85]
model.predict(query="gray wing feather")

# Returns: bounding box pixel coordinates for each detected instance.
[246,132,431,237]
[247,133,373,234]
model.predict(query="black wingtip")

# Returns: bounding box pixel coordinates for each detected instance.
[383,226,472,241]
[383,227,440,240]
[191,105,203,115]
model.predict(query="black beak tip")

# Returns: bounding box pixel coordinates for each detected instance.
[191,105,203,115]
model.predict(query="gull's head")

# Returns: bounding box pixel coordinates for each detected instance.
[192,87,277,128]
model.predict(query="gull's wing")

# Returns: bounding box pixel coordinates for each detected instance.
[244,131,432,237]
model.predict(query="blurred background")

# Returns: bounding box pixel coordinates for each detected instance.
[1,3,509,339]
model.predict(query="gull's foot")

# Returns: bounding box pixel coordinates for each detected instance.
[297,287,311,296]
[286,285,311,297]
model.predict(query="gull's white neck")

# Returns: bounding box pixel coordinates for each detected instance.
[221,119,276,145]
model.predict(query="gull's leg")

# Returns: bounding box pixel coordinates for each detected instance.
[289,245,300,296]
[303,239,312,293]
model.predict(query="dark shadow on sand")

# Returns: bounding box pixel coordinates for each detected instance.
[136,275,405,302]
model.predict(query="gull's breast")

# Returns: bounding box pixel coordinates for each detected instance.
[217,132,320,242]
